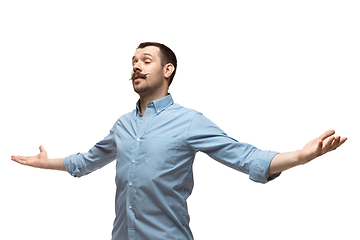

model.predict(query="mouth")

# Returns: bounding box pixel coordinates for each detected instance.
[133,77,143,83]
[131,71,148,82]
[134,76,144,80]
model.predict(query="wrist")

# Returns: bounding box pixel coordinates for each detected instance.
[269,151,301,175]
[294,150,302,166]
[47,158,66,171]
[41,157,51,169]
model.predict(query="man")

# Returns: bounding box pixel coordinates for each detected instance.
[11,42,347,240]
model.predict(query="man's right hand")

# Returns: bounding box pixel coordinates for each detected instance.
[11,145,66,171]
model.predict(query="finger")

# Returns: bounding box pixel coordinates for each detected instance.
[338,137,347,148]
[12,156,28,161]
[316,139,323,154]
[329,136,341,151]
[321,136,335,155]
[328,136,340,152]
[11,156,28,165]
[319,129,336,141]
[329,136,347,151]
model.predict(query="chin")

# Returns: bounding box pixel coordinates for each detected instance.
[133,84,148,94]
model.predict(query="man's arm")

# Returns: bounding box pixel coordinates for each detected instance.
[11,145,66,171]
[269,129,347,175]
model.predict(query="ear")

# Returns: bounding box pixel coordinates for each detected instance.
[163,63,175,79]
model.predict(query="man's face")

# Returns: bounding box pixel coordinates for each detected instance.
[131,46,166,96]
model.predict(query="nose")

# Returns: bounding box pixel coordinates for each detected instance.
[133,61,142,73]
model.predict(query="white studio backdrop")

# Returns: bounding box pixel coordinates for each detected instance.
[1,1,359,239]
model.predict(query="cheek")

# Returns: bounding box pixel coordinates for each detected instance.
[152,71,164,82]
[147,63,162,72]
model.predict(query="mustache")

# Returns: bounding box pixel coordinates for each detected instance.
[130,71,149,81]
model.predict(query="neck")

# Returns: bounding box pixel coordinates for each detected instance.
[139,92,168,116]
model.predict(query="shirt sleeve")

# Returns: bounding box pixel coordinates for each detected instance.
[63,121,118,178]
[186,112,280,184]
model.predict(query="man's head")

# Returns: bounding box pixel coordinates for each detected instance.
[136,42,177,86]
[131,42,177,97]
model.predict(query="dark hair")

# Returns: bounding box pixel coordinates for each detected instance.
[137,42,177,87]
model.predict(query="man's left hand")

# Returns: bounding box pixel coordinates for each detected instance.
[297,129,347,165]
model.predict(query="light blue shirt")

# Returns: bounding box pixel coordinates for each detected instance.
[64,94,280,240]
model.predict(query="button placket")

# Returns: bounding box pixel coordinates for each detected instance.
[127,104,157,234]
[127,130,142,231]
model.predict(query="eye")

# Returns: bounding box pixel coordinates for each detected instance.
[144,60,151,64]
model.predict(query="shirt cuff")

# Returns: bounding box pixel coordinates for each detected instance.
[64,153,81,178]
[249,151,281,184]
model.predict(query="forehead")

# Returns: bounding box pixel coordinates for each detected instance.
[133,46,161,60]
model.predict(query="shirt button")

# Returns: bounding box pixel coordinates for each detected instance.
[132,160,135,163]
[129,182,132,186]
[157,110,160,113]
[139,120,142,123]
[129,205,132,209]
[137,138,140,141]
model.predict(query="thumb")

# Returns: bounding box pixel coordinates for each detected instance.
[39,145,46,153]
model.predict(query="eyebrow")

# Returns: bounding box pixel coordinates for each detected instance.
[132,53,154,61]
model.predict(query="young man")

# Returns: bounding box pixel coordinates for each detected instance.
[11,42,347,240]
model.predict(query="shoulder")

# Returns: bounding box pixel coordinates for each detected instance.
[170,102,200,117]
[114,109,136,128]
[173,104,225,135]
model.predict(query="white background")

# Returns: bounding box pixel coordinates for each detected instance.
[1,1,359,239]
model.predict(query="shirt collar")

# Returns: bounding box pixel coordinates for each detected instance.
[136,94,174,115]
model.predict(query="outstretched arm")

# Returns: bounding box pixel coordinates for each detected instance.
[269,129,347,175]
[11,145,66,171]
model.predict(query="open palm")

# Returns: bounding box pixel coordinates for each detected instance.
[11,145,49,169]
[298,130,347,165]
